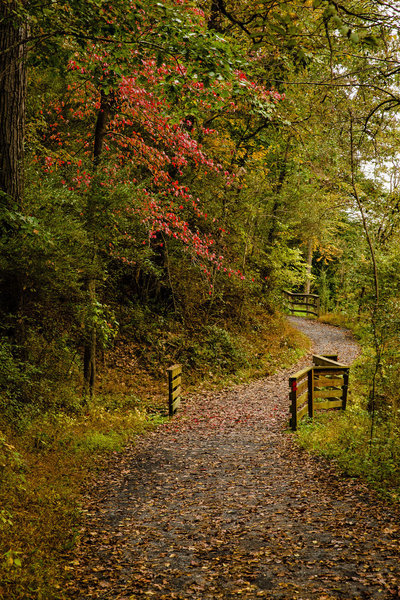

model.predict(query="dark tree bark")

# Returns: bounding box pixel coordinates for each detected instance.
[0,2,27,324]
[0,1,27,207]
[208,0,223,31]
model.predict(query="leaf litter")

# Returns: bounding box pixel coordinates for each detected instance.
[67,318,400,599]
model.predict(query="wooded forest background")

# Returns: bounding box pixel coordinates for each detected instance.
[2,0,400,416]
[2,0,400,595]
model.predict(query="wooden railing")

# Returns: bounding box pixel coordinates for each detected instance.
[167,364,182,417]
[289,354,349,431]
[283,290,320,317]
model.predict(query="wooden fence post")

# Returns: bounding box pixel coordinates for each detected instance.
[289,376,298,431]
[167,364,182,417]
[342,369,349,410]
[289,356,350,430]
[307,368,314,419]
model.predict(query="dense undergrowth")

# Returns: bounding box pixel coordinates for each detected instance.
[297,312,400,504]
[297,405,400,503]
[0,305,306,600]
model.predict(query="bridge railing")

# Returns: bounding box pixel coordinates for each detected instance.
[283,290,320,317]
[289,354,349,431]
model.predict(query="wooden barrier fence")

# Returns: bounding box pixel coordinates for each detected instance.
[283,290,320,317]
[167,364,182,417]
[289,354,349,431]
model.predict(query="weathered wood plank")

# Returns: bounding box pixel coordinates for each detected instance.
[297,403,309,420]
[314,376,344,387]
[171,385,181,401]
[283,290,319,299]
[296,379,309,396]
[314,389,343,399]
[289,301,318,308]
[289,366,312,383]
[289,388,297,431]
[314,399,343,410]
[167,364,182,416]
[308,368,314,419]
[321,354,338,361]
[289,353,349,429]
[296,389,308,408]
[171,397,181,413]
[313,354,347,367]
[167,364,182,378]
[313,366,348,373]
[342,370,349,410]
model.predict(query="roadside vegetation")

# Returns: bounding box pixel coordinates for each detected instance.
[2,0,400,597]
[297,311,400,503]
[0,305,307,599]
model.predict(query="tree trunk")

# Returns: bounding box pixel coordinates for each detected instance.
[83,90,112,398]
[208,0,223,31]
[0,2,27,326]
[304,238,313,295]
[266,138,291,245]
[83,280,97,398]
[0,1,27,206]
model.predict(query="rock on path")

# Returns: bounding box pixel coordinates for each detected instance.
[69,318,400,600]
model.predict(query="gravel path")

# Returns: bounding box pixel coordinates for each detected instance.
[287,317,360,364]
[69,318,400,600]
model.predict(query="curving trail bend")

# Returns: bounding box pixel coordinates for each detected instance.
[69,319,400,600]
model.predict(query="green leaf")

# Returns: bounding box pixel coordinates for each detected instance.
[331,15,342,28]
[349,31,360,43]
[252,41,264,51]
[323,4,336,18]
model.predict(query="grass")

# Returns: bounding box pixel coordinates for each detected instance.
[297,404,400,502]
[0,307,310,599]
[296,311,400,504]
[0,400,166,600]
[318,311,365,338]
[98,308,310,401]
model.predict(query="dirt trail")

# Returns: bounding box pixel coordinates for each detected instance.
[69,319,400,600]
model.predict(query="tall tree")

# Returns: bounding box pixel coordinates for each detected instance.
[0,1,26,205]
[0,1,27,319]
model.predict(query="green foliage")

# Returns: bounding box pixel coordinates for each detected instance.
[0,339,41,428]
[182,325,249,374]
[316,269,334,314]
[72,430,127,452]
[0,432,27,486]
[297,405,400,502]
[0,397,165,599]
[2,0,400,595]
[80,301,119,349]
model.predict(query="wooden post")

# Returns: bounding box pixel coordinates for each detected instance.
[307,368,314,419]
[289,376,298,431]
[167,364,182,417]
[290,358,350,429]
[342,369,349,410]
